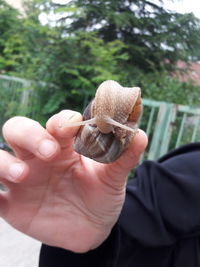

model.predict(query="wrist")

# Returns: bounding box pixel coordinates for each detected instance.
[70,225,113,253]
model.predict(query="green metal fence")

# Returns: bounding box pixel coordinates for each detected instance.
[0,75,200,160]
[141,99,200,160]
[0,75,32,132]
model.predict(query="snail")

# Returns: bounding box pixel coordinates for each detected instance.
[64,80,142,163]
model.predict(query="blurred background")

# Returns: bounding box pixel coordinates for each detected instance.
[0,0,200,265]
[1,0,200,159]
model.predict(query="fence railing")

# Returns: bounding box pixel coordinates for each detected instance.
[0,75,200,160]
[141,99,200,160]
[0,75,32,132]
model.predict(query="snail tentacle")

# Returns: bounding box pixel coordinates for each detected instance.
[60,118,96,128]
[62,116,137,134]
[104,117,137,133]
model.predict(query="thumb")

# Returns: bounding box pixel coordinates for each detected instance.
[102,129,148,187]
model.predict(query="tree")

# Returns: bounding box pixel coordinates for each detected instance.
[0,0,129,121]
[1,0,200,125]
[52,0,200,74]
[0,0,26,72]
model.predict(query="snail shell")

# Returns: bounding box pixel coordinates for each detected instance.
[72,80,142,163]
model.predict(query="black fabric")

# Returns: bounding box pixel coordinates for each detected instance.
[39,142,200,267]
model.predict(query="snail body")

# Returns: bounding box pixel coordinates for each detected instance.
[73,101,126,163]
[66,80,142,163]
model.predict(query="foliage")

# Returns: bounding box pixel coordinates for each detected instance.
[133,71,200,106]
[0,0,200,124]
[0,0,26,71]
[18,28,129,119]
[55,0,200,72]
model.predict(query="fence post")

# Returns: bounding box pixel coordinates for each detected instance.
[147,103,176,160]
[159,103,177,156]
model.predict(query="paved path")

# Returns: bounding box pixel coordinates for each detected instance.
[0,218,41,267]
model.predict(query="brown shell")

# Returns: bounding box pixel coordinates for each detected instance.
[128,93,142,122]
[73,81,142,163]
[92,80,141,133]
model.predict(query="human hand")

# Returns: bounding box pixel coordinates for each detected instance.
[0,110,147,252]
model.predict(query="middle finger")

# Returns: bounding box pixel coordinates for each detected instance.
[2,116,60,161]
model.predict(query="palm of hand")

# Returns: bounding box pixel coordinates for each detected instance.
[4,150,125,252]
[1,111,147,252]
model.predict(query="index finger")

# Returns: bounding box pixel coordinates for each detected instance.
[46,110,83,149]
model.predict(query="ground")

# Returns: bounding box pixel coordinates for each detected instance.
[0,218,41,267]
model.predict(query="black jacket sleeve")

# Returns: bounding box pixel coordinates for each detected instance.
[39,142,200,267]
[120,142,200,247]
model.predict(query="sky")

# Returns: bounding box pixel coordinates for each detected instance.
[5,0,23,11]
[163,0,200,18]
[53,0,200,19]
[4,0,200,20]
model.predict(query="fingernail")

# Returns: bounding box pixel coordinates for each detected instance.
[38,140,57,158]
[9,163,24,181]
[58,111,77,128]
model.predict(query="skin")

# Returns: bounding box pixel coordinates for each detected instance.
[0,110,147,253]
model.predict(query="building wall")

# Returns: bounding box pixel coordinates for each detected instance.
[5,0,24,12]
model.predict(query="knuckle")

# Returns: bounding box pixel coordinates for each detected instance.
[0,149,10,159]
[3,116,40,138]
[2,116,20,132]
[3,116,27,134]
